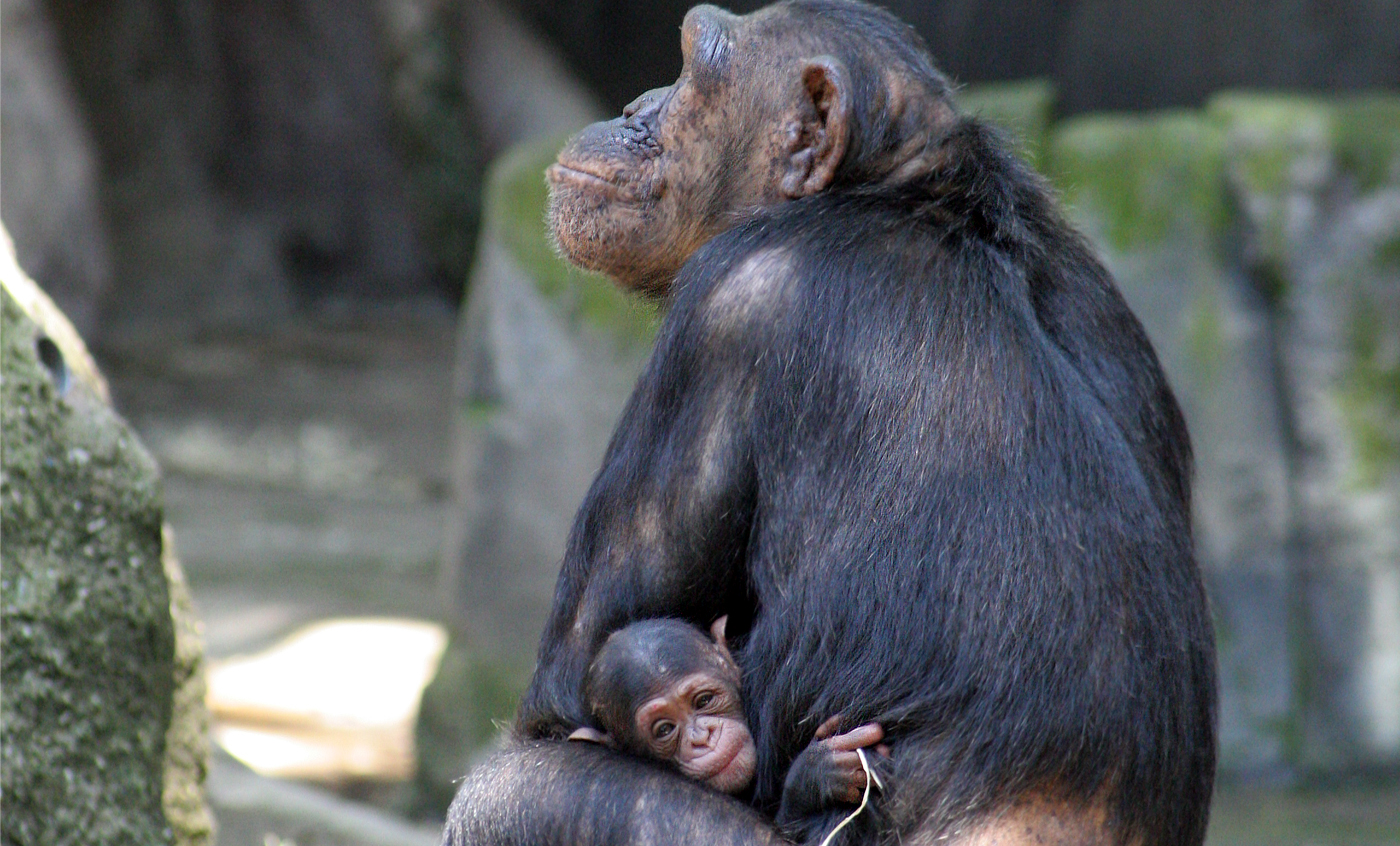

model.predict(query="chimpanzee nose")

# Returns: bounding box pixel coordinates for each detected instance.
[622,87,669,120]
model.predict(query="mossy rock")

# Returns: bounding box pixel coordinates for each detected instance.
[1048,109,1228,252]
[956,78,1057,170]
[1207,93,1332,194]
[486,134,660,349]
[1329,93,1400,192]
[1,284,175,844]
[429,135,666,817]
[161,526,215,846]
[1206,92,1333,287]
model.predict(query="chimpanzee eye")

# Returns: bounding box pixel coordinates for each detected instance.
[694,692,715,709]
[652,720,676,741]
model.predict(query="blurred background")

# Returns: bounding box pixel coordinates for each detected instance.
[1,0,1397,844]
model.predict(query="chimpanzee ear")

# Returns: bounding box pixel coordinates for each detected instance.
[780,56,851,199]
[710,615,733,658]
[569,726,613,747]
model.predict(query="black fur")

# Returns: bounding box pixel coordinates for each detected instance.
[449,2,1216,845]
[443,742,782,846]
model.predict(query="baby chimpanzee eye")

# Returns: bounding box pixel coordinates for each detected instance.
[653,720,676,741]
[694,692,715,709]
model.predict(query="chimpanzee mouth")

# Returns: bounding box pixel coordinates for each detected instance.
[547,162,659,204]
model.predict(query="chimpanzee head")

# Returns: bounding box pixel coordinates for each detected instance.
[546,0,955,296]
[575,617,756,794]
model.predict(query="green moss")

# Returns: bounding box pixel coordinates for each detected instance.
[1048,110,1228,251]
[1331,93,1400,192]
[956,78,1056,170]
[462,397,501,426]
[1208,93,1332,196]
[1337,294,1400,490]
[1207,93,1333,274]
[1,291,175,846]
[486,136,661,350]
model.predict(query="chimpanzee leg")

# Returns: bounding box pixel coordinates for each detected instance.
[443,741,786,846]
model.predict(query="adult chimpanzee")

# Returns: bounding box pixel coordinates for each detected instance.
[444,1,1216,844]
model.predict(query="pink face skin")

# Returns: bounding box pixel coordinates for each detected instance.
[634,671,757,794]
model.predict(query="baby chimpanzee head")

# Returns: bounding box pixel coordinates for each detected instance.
[577,617,756,794]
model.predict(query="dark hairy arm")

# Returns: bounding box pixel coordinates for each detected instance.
[516,255,781,739]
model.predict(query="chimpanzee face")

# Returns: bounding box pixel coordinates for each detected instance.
[546,4,851,297]
[633,670,756,793]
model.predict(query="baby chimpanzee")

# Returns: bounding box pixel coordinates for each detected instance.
[569,617,885,830]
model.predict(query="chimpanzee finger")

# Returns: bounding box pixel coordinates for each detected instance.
[813,715,844,740]
[825,722,884,751]
[837,768,868,803]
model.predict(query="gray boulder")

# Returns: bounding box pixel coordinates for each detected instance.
[1048,92,1400,774]
[1,230,212,846]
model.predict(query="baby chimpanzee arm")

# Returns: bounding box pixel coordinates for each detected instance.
[776,721,886,835]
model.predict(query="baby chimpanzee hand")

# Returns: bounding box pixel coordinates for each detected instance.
[776,716,888,827]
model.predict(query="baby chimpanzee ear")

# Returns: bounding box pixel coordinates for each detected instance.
[569,726,614,747]
[710,615,734,660]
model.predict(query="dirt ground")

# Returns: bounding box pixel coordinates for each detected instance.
[95,315,1400,846]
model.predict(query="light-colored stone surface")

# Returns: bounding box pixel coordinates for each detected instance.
[207,618,446,783]
[414,134,661,812]
[442,135,660,656]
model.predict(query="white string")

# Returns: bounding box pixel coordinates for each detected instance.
[816,748,884,846]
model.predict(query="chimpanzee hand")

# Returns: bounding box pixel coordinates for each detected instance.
[776,716,888,826]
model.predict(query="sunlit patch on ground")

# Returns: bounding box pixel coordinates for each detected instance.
[207,618,448,783]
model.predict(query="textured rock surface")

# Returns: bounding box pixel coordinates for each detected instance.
[0,0,110,337]
[1048,93,1400,773]
[162,527,216,846]
[1212,92,1400,770]
[443,135,659,652]
[1,235,175,844]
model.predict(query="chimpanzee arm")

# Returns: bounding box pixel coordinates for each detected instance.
[517,248,792,739]
[775,722,886,834]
